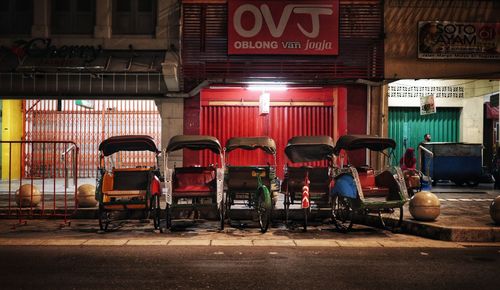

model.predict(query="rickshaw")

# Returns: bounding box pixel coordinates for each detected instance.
[283,136,335,231]
[95,135,163,231]
[164,135,225,230]
[331,135,409,232]
[224,137,278,233]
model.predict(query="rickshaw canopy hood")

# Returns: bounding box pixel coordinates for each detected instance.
[285,136,335,162]
[225,137,276,155]
[98,135,160,156]
[333,135,396,155]
[166,135,222,154]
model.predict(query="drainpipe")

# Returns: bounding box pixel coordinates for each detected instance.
[165,79,224,98]
[366,85,371,165]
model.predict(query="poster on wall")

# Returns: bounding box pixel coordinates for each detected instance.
[228,0,339,55]
[420,95,436,115]
[418,21,500,59]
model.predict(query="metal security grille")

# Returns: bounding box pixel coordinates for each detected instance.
[24,100,161,178]
[200,105,334,178]
[388,107,460,165]
[181,0,384,90]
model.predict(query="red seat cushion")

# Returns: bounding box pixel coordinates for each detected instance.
[358,170,376,188]
[358,170,389,197]
[362,186,390,197]
[172,168,215,196]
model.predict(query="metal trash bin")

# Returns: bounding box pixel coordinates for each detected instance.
[422,142,483,186]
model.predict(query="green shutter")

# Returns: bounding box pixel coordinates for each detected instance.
[388,107,460,165]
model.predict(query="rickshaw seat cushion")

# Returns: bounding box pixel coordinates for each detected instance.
[331,174,357,199]
[358,170,390,197]
[105,189,147,197]
[173,168,215,192]
[358,171,376,187]
[362,186,390,197]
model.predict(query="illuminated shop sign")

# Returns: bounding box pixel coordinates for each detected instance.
[418,21,500,60]
[228,0,339,55]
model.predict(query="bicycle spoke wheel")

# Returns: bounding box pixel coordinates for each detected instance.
[332,196,353,233]
[257,188,271,233]
[378,206,403,231]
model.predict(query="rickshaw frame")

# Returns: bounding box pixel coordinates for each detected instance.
[163,135,225,230]
[224,137,278,233]
[282,135,336,231]
[95,135,163,231]
[331,134,409,232]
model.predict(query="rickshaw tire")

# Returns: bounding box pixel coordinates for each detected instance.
[332,196,353,233]
[152,195,162,231]
[166,204,172,230]
[303,208,308,232]
[284,193,290,226]
[257,188,271,233]
[98,206,109,231]
[379,206,403,232]
[219,199,225,231]
[225,193,232,224]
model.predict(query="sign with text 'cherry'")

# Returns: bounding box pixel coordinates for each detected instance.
[228,0,339,55]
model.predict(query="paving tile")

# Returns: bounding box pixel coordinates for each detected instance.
[126,239,169,246]
[252,239,296,247]
[336,240,382,247]
[211,239,253,246]
[0,239,45,246]
[294,239,340,247]
[378,240,463,248]
[83,239,128,246]
[42,239,88,246]
[167,239,211,246]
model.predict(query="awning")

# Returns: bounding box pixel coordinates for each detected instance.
[0,45,173,97]
[485,102,499,119]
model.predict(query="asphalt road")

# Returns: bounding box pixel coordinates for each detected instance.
[0,246,499,290]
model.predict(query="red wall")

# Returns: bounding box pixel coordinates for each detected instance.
[346,85,368,166]
[183,86,349,177]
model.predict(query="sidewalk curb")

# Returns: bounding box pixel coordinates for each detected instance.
[2,208,499,243]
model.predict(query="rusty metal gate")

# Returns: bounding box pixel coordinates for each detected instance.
[24,100,161,178]
[0,140,78,224]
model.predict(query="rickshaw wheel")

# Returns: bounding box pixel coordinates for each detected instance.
[378,206,403,231]
[152,195,162,232]
[257,188,271,233]
[332,196,353,233]
[284,192,291,226]
[219,198,225,231]
[98,206,110,231]
[303,207,310,232]
[166,204,172,229]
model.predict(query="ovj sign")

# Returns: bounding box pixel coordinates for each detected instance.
[228,0,339,55]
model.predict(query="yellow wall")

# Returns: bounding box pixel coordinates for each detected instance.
[1,100,23,179]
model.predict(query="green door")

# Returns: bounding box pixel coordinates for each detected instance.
[388,107,460,166]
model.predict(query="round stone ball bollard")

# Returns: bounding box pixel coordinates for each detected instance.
[15,184,41,207]
[490,196,500,224]
[409,191,441,221]
[77,184,97,208]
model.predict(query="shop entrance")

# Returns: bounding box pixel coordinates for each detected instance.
[197,87,346,178]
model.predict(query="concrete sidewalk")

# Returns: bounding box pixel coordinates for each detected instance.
[1,180,499,243]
